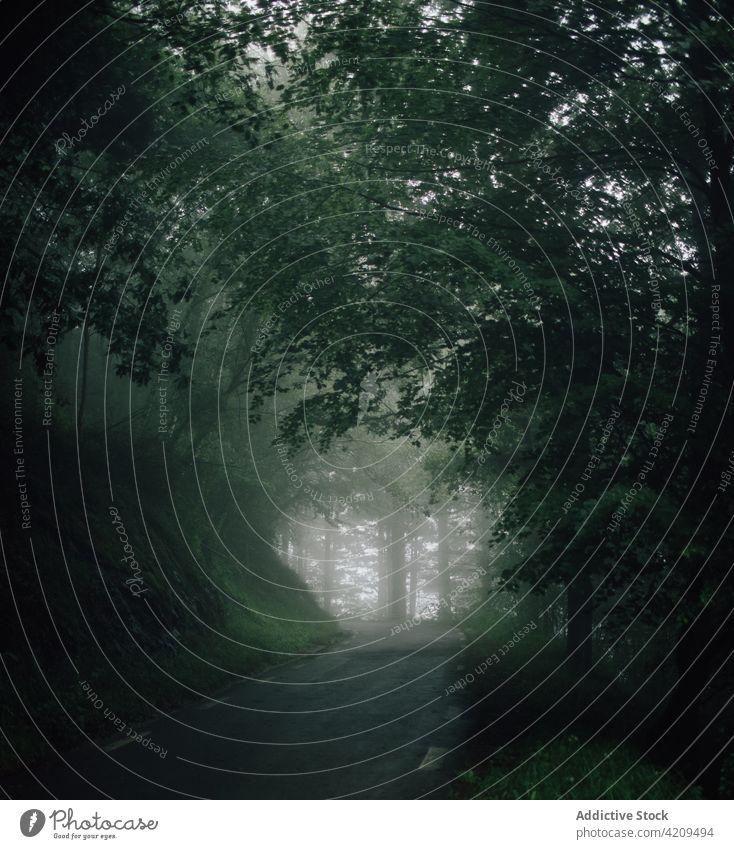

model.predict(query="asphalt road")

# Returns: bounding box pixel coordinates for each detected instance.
[6,621,474,799]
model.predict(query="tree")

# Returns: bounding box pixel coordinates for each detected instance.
[240,0,733,793]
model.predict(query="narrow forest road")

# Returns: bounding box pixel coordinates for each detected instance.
[7,622,475,799]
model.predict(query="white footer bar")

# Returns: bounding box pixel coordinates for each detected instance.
[3,800,731,848]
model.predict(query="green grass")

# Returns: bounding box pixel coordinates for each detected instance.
[452,603,703,799]
[458,736,700,799]
[0,450,340,775]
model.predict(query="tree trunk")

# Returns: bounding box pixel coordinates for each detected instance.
[386,512,406,620]
[566,572,593,672]
[653,598,731,797]
[77,324,90,436]
[288,523,302,577]
[321,530,335,613]
[377,519,387,614]
[437,508,452,619]
[408,542,419,617]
